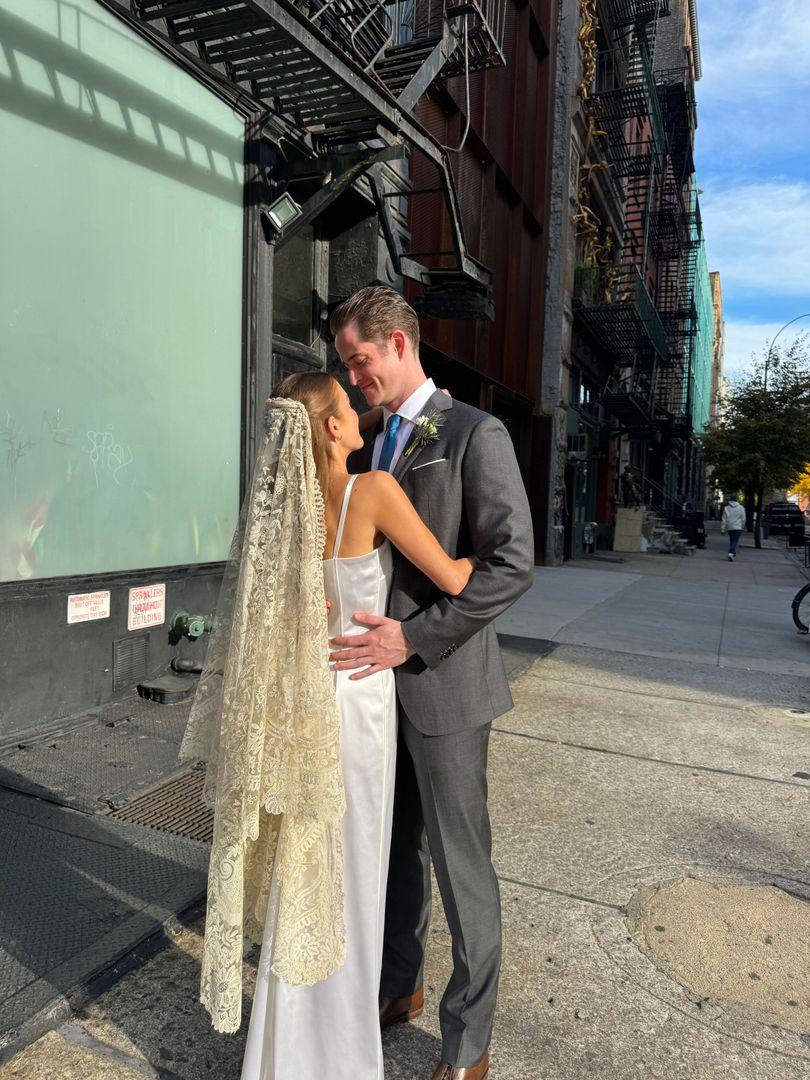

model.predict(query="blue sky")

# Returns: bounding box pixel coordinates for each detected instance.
[694,0,810,376]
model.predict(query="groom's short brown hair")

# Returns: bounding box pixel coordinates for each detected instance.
[330,285,420,354]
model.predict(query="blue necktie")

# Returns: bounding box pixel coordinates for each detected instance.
[378,413,402,473]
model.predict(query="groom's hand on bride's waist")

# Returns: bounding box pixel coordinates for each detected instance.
[329,613,415,680]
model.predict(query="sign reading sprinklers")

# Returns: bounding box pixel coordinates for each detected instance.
[67,590,111,624]
[128,584,166,631]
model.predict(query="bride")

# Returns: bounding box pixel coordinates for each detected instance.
[181,371,474,1079]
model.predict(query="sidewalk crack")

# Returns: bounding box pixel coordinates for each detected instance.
[493,727,810,789]
[496,874,625,912]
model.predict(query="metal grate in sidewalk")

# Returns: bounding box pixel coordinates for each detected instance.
[106,765,213,843]
[101,639,542,844]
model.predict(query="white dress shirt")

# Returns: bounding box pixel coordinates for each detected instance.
[371,378,437,472]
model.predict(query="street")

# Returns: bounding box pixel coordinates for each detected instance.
[2,524,808,1079]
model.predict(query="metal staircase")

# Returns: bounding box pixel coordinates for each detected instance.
[649,176,690,260]
[575,0,671,371]
[590,3,668,180]
[656,66,696,187]
[375,36,442,97]
[654,193,702,429]
[653,64,700,432]
[575,0,706,442]
[603,0,670,31]
[128,0,507,316]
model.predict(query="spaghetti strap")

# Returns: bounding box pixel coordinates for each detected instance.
[332,475,358,559]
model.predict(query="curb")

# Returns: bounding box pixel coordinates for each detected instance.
[0,895,206,1069]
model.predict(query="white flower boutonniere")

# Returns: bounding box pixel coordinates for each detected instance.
[403,409,446,458]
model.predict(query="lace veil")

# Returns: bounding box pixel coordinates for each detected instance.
[179,398,346,1034]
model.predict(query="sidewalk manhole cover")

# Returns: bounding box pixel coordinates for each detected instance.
[627,876,810,1033]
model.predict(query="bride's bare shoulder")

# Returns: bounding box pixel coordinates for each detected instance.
[352,470,399,495]
[350,472,403,519]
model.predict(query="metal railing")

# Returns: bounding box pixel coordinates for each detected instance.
[591,39,667,175]
[604,0,670,30]
[573,263,669,366]
[644,472,681,521]
[298,0,508,74]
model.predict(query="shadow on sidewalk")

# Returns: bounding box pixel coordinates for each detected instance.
[0,781,208,1061]
[69,922,254,1080]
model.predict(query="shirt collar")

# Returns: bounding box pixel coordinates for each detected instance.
[382,378,437,425]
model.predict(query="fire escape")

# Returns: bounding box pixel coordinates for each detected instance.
[652,66,699,438]
[573,0,670,433]
[125,0,508,317]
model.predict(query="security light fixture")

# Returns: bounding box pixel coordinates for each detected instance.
[262,192,302,238]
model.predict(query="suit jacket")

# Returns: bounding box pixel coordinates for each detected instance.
[348,389,534,735]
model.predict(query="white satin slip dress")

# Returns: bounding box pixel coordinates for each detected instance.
[241,474,397,1080]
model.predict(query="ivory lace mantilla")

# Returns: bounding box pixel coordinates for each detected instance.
[179,399,346,1034]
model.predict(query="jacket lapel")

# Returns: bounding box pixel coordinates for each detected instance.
[393,390,453,482]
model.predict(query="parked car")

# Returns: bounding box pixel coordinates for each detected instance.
[763,501,806,536]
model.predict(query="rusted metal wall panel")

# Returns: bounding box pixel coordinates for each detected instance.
[411,0,555,407]
[482,4,519,179]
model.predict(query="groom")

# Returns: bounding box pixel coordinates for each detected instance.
[330,286,534,1079]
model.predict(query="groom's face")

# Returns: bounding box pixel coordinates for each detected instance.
[335,321,404,409]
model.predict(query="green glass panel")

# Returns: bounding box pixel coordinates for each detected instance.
[690,234,714,436]
[0,0,244,581]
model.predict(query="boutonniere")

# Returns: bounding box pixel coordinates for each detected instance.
[403,410,446,458]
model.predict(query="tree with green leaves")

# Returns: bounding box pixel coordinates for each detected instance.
[700,340,810,548]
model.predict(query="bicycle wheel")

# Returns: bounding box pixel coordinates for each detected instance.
[792,583,810,634]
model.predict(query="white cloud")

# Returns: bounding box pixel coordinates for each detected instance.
[721,320,809,379]
[695,2,810,384]
[700,180,810,296]
[694,1,808,175]
[697,0,810,100]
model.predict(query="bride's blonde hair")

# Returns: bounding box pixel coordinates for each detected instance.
[271,371,340,498]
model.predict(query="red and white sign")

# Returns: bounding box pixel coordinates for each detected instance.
[128,584,166,631]
[67,590,111,624]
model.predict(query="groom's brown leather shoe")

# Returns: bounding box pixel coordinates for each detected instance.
[430,1050,489,1080]
[379,985,424,1029]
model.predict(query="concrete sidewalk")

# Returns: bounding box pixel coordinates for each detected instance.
[497,523,810,679]
[2,529,808,1079]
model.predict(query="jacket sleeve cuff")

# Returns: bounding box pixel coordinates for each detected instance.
[401,616,451,671]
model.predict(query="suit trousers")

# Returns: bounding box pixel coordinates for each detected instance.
[381,705,501,1067]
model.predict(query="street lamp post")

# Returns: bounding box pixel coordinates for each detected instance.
[763,313,810,390]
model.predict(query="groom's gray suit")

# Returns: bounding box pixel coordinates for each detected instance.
[349,387,534,1067]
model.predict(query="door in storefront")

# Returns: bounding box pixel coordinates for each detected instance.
[565,458,597,559]
[489,387,532,482]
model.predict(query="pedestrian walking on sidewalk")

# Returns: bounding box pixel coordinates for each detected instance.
[721,494,746,560]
